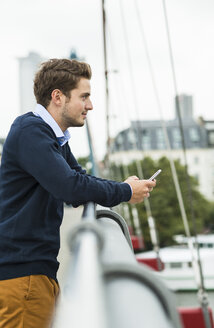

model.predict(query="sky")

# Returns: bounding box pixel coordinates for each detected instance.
[0,0,214,160]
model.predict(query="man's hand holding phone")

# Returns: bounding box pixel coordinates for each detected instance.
[124,169,161,204]
[124,176,156,204]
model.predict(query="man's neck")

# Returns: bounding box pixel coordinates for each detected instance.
[46,105,67,132]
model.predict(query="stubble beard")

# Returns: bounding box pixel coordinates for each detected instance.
[61,105,85,128]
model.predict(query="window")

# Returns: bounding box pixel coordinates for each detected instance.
[172,128,181,149]
[208,132,214,145]
[127,130,136,149]
[116,134,124,151]
[169,262,182,269]
[156,129,166,149]
[189,128,200,142]
[141,129,151,150]
[194,157,199,164]
[208,244,214,248]
[194,174,199,183]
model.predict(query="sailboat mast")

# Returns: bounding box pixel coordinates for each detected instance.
[86,120,98,176]
[101,0,110,167]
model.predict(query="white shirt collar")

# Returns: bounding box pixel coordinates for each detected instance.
[33,104,70,146]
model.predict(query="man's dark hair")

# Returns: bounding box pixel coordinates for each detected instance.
[34,58,92,108]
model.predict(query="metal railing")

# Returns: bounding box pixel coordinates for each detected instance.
[53,202,182,328]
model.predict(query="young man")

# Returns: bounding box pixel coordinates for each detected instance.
[0,58,156,327]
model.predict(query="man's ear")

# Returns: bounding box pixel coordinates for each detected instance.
[51,89,64,105]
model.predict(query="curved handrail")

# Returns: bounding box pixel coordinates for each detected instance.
[96,207,133,251]
[53,202,182,328]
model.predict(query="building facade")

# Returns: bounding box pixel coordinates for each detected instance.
[17,52,44,114]
[110,94,214,201]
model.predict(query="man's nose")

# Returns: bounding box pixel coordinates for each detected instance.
[86,99,93,110]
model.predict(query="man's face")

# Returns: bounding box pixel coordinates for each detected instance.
[61,78,93,128]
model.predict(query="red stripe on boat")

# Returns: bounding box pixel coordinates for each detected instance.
[178,307,214,328]
[136,257,164,271]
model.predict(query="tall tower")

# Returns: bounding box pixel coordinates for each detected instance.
[18,52,43,114]
[175,94,193,120]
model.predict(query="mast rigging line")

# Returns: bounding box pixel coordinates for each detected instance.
[101,1,143,241]
[133,0,210,321]
[102,0,212,325]
[161,1,211,326]
[161,0,201,243]
[102,0,111,168]
[106,0,161,259]
[117,0,187,267]
[133,0,194,250]
[117,0,167,245]
[105,24,145,237]
[161,0,197,235]
[109,0,209,320]
[103,35,147,240]
[109,0,195,249]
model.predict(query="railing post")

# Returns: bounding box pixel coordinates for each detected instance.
[53,202,108,328]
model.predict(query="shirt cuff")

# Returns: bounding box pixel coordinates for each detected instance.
[124,183,133,197]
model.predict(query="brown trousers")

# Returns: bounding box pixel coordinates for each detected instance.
[0,275,59,328]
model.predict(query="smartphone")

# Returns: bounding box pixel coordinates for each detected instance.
[148,169,162,181]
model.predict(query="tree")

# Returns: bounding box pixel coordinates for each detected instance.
[110,156,214,250]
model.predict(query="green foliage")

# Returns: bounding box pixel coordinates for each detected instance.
[77,156,92,175]
[110,156,214,250]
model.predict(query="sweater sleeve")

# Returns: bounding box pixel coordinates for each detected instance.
[65,143,86,174]
[18,124,131,207]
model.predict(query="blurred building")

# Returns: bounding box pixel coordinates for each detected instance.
[17,49,82,115]
[175,93,193,120]
[69,48,85,61]
[110,94,214,201]
[0,138,5,158]
[17,52,44,114]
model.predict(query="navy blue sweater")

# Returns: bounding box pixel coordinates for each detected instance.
[0,113,131,281]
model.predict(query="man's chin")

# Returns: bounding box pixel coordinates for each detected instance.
[78,120,85,127]
[70,121,85,127]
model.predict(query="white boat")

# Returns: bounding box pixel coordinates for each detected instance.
[136,234,214,291]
